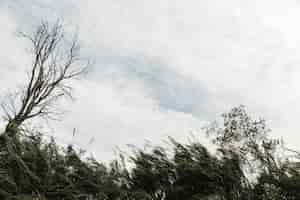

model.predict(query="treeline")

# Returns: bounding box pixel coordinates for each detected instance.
[1,22,300,200]
[1,106,300,200]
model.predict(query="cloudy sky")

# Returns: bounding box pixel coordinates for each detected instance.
[1,0,300,160]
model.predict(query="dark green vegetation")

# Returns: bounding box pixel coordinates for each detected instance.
[1,22,300,200]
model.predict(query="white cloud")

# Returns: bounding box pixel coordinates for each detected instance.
[0,9,31,130]
[53,79,205,161]
[2,0,300,158]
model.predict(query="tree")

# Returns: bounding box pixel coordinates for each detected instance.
[122,138,249,200]
[205,105,281,176]
[2,21,87,136]
[0,21,88,199]
[205,105,300,199]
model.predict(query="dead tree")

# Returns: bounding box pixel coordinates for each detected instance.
[0,21,88,196]
[1,21,87,137]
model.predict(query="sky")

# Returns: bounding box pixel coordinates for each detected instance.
[1,0,300,160]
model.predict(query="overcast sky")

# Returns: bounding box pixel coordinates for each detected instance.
[1,0,300,160]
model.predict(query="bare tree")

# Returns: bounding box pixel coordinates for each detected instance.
[1,21,88,137]
[0,21,88,195]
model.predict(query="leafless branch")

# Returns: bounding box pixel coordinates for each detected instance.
[2,21,88,135]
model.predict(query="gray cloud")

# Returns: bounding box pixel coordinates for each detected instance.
[87,50,217,119]
[2,0,300,159]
